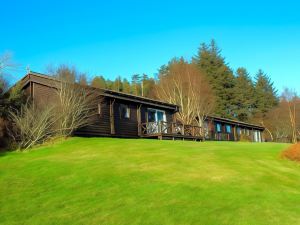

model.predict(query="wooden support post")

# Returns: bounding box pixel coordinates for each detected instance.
[110,99,115,135]
[137,104,142,136]
[233,125,237,141]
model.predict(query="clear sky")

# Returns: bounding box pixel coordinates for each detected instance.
[1,0,300,93]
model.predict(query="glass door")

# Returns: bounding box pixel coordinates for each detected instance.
[156,110,166,133]
[147,109,166,133]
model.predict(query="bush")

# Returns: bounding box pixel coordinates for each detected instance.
[281,143,300,162]
[0,118,8,149]
[239,134,252,142]
[9,103,55,150]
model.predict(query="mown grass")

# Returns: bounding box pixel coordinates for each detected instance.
[0,138,299,225]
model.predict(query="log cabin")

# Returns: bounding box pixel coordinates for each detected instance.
[18,72,264,142]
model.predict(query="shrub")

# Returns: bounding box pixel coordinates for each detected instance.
[281,143,300,162]
[9,103,55,150]
[239,134,252,142]
[0,118,8,149]
[53,81,100,137]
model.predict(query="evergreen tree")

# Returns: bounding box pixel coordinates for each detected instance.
[112,76,122,92]
[194,40,236,118]
[233,68,256,121]
[91,76,106,89]
[105,79,114,90]
[122,78,131,94]
[158,57,183,79]
[146,78,156,98]
[141,74,156,98]
[254,69,279,116]
[131,74,141,95]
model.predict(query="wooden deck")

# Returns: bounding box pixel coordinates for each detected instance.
[140,121,203,141]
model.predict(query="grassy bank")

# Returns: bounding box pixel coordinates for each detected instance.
[0,138,298,225]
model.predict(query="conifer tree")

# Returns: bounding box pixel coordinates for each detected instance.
[105,79,113,90]
[254,70,279,116]
[233,68,256,121]
[91,76,106,89]
[141,74,156,97]
[194,40,236,118]
[131,74,141,95]
[122,78,131,94]
[112,76,122,92]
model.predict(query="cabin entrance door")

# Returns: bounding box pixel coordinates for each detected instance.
[147,109,167,134]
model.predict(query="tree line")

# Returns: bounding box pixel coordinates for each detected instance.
[45,40,299,143]
[46,40,279,124]
[0,40,299,149]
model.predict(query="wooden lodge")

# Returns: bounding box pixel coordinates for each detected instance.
[19,72,264,142]
[205,116,264,142]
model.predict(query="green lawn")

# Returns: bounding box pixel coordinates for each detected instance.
[0,138,299,225]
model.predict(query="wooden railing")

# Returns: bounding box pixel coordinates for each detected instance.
[205,132,235,141]
[140,121,202,137]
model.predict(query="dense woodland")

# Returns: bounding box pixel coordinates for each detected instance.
[0,40,299,148]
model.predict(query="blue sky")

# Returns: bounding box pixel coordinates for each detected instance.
[1,0,300,93]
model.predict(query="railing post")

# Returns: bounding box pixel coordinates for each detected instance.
[159,121,162,133]
[182,124,185,135]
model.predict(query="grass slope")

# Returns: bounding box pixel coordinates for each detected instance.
[0,138,299,225]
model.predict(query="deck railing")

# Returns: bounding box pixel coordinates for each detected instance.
[210,132,235,141]
[140,121,202,137]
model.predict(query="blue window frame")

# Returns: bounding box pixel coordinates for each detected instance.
[216,123,222,133]
[225,125,231,133]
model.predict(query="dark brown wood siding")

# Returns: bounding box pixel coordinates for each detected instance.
[21,75,178,138]
[32,83,57,106]
[114,101,138,137]
[75,98,111,136]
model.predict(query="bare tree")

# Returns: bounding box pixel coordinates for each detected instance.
[262,89,300,143]
[53,80,101,137]
[0,52,16,75]
[9,103,55,150]
[46,64,88,85]
[0,52,15,96]
[156,59,214,129]
[282,89,298,143]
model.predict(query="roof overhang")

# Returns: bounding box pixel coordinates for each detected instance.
[19,72,179,111]
[207,116,265,130]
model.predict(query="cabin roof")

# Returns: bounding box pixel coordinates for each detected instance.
[20,71,179,111]
[17,71,264,130]
[207,115,265,130]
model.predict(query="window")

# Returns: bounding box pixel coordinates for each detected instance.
[147,109,156,122]
[225,125,231,133]
[216,123,222,133]
[120,104,130,119]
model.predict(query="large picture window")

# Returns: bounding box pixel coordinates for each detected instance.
[120,104,130,119]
